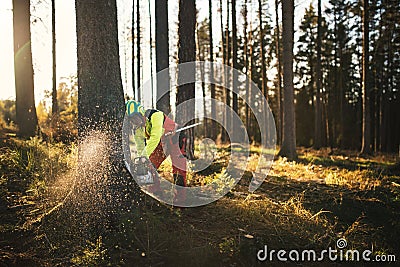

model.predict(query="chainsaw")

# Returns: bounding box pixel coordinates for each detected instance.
[124,156,156,185]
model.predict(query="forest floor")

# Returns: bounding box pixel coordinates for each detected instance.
[0,136,400,266]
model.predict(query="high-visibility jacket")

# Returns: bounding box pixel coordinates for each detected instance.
[134,109,176,157]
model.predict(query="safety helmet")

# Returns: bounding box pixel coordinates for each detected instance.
[126,100,145,127]
[126,100,145,117]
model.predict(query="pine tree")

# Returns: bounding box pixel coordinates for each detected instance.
[13,0,38,138]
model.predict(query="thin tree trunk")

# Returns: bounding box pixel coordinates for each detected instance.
[13,0,38,138]
[275,0,282,145]
[224,0,231,143]
[131,0,135,98]
[148,0,154,107]
[155,0,170,113]
[52,0,58,123]
[338,32,344,148]
[232,0,238,115]
[248,11,254,142]
[219,0,225,141]
[361,0,371,154]
[258,0,268,144]
[258,0,267,98]
[314,0,322,149]
[278,0,297,160]
[196,21,207,136]
[209,0,216,139]
[136,0,141,102]
[243,0,249,131]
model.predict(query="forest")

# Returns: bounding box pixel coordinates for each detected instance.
[0,0,399,266]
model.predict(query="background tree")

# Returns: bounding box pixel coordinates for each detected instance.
[258,0,267,102]
[295,5,317,146]
[51,0,58,129]
[177,0,196,159]
[222,0,231,143]
[147,0,155,106]
[360,0,371,155]
[196,19,209,137]
[155,0,170,113]
[131,0,135,99]
[278,0,297,160]
[314,0,323,149]
[13,0,38,138]
[209,0,216,139]
[136,0,141,102]
[274,0,283,145]
[325,0,359,149]
[232,0,238,116]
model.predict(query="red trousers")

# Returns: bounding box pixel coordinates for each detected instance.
[149,135,187,190]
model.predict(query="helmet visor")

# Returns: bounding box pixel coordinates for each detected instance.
[130,113,145,127]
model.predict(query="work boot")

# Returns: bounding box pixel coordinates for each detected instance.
[173,174,186,204]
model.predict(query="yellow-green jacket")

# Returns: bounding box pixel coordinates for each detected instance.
[134,110,165,157]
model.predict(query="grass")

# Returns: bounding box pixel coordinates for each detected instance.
[0,138,399,266]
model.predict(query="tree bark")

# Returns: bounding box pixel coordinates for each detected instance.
[232,0,238,115]
[136,0,141,101]
[52,0,58,121]
[275,0,283,145]
[13,0,38,138]
[278,0,297,160]
[258,0,267,100]
[209,0,216,139]
[131,0,135,98]
[223,0,231,143]
[361,0,371,154]
[177,0,196,159]
[148,0,154,107]
[314,0,323,149]
[243,0,250,132]
[76,0,126,223]
[155,0,170,114]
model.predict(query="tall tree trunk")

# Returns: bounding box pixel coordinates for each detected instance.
[76,1,124,134]
[361,0,371,154]
[258,0,268,144]
[219,0,226,141]
[223,0,231,143]
[131,0,135,98]
[338,35,344,148]
[13,0,38,138]
[258,0,267,99]
[76,0,126,229]
[314,0,323,149]
[209,0,216,139]
[231,0,238,115]
[136,0,141,101]
[196,21,207,137]
[148,0,154,107]
[248,14,254,142]
[275,0,283,145]
[155,0,170,113]
[278,0,297,160]
[243,0,250,132]
[177,0,196,159]
[52,0,58,123]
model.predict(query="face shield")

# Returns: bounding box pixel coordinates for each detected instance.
[130,113,145,130]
